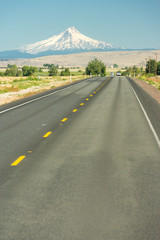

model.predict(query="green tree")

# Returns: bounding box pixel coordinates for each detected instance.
[86,58,106,76]
[113,64,118,68]
[39,67,43,73]
[22,66,38,76]
[43,64,59,69]
[49,66,58,76]
[7,64,16,69]
[146,59,156,74]
[60,68,70,76]
[5,65,18,76]
[132,65,140,77]
[157,61,160,75]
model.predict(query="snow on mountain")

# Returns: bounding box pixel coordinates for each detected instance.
[19,27,121,54]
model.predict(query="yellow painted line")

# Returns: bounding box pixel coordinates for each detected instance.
[61,118,68,122]
[86,98,89,100]
[80,103,84,106]
[11,156,26,166]
[72,109,78,112]
[43,131,52,138]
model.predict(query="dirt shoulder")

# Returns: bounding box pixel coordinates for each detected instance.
[132,78,160,104]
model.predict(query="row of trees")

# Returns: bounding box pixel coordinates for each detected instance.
[48,66,71,76]
[122,59,160,77]
[1,59,106,77]
[43,64,59,69]
[46,60,106,76]
[1,64,72,77]
[145,59,160,75]
[1,58,159,78]
[121,66,142,77]
[0,65,39,77]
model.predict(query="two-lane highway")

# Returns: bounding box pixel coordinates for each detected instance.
[0,76,160,240]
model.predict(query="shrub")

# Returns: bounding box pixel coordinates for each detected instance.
[60,68,70,76]
[0,71,5,76]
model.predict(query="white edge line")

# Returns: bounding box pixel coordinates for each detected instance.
[131,86,160,149]
[0,81,84,114]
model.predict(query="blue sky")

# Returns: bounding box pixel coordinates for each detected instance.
[0,0,160,51]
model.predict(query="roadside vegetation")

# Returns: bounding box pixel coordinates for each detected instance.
[0,59,107,96]
[122,59,160,90]
[0,63,88,97]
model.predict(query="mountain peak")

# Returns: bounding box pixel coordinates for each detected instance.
[66,26,79,33]
[19,27,123,55]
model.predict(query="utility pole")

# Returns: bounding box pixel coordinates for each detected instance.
[145,58,148,74]
[155,53,157,82]
[140,64,142,76]
[149,56,151,74]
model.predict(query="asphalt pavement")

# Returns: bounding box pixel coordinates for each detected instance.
[0,76,160,240]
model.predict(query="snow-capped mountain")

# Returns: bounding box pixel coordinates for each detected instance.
[0,27,125,58]
[19,27,122,54]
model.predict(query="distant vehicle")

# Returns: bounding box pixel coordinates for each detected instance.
[110,72,114,76]
[116,72,121,76]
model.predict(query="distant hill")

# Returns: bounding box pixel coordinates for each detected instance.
[0,50,160,68]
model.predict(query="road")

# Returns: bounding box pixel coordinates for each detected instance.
[0,76,160,240]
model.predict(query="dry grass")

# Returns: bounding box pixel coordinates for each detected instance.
[0,75,88,106]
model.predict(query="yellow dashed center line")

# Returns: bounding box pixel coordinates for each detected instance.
[43,131,52,138]
[61,118,68,122]
[10,78,112,167]
[11,156,26,166]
